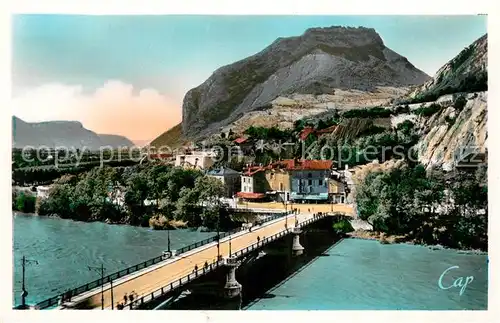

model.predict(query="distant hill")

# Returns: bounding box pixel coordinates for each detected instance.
[12,116,134,150]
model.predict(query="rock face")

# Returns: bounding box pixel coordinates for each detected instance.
[12,116,134,150]
[417,92,487,170]
[182,26,430,138]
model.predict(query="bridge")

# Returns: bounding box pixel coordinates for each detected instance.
[34,204,354,310]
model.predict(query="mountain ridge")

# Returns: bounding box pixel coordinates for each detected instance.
[12,116,134,150]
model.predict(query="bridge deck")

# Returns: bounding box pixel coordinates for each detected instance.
[60,205,354,310]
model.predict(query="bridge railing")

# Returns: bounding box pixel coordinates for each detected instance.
[125,212,324,310]
[35,210,293,309]
[127,258,224,310]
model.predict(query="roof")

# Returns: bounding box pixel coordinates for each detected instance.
[299,127,315,141]
[234,137,248,144]
[316,125,338,135]
[241,159,333,176]
[207,167,240,176]
[270,159,333,171]
[236,192,266,199]
[149,153,173,159]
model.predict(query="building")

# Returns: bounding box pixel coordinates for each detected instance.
[207,166,241,197]
[233,137,254,155]
[36,186,51,199]
[240,159,335,203]
[174,150,216,170]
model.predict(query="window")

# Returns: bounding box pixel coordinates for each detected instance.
[308,173,312,178]
[319,180,323,186]
[279,183,283,191]
[308,179,312,186]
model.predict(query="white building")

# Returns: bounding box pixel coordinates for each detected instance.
[36,186,51,199]
[175,150,216,170]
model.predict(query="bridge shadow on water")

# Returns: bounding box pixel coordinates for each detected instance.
[155,219,343,311]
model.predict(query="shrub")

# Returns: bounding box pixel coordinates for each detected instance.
[15,191,36,213]
[333,219,354,234]
[453,95,467,111]
[414,103,441,117]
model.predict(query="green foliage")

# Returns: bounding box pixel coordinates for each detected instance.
[396,120,415,136]
[244,125,292,141]
[36,164,227,230]
[453,95,467,111]
[14,191,36,213]
[333,219,354,234]
[414,103,442,117]
[394,105,411,114]
[356,164,487,250]
[444,115,456,127]
[450,45,475,71]
[342,106,392,119]
[403,71,487,105]
[12,159,138,186]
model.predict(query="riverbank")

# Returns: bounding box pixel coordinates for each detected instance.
[347,229,487,254]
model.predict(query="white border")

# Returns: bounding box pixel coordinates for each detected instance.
[1,1,497,323]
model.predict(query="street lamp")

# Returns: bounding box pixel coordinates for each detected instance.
[216,210,221,261]
[88,264,112,310]
[167,227,171,253]
[20,255,38,309]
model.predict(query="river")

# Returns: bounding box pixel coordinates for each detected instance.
[246,238,488,310]
[12,212,215,306]
[13,213,488,310]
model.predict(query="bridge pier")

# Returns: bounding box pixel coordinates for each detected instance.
[223,257,242,298]
[291,228,304,256]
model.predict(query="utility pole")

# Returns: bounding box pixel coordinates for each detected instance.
[20,255,38,309]
[88,264,109,310]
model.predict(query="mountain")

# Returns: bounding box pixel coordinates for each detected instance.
[12,116,134,150]
[406,34,487,102]
[180,26,430,139]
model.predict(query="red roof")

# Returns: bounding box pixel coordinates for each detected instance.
[299,127,315,141]
[242,159,333,176]
[234,137,248,144]
[316,125,338,135]
[236,192,266,199]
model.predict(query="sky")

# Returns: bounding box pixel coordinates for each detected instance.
[11,15,487,141]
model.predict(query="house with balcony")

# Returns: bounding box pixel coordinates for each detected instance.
[239,159,335,203]
[207,166,241,198]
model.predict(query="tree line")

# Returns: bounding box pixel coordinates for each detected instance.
[356,164,487,251]
[36,164,234,231]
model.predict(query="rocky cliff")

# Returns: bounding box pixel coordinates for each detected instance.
[181,26,430,139]
[416,92,487,170]
[407,34,487,102]
[12,116,134,150]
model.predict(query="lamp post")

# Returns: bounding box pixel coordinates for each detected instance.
[216,210,220,261]
[20,255,38,309]
[88,264,110,310]
[167,227,171,253]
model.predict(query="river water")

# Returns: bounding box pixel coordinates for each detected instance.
[12,212,215,306]
[13,213,488,310]
[246,238,488,310]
